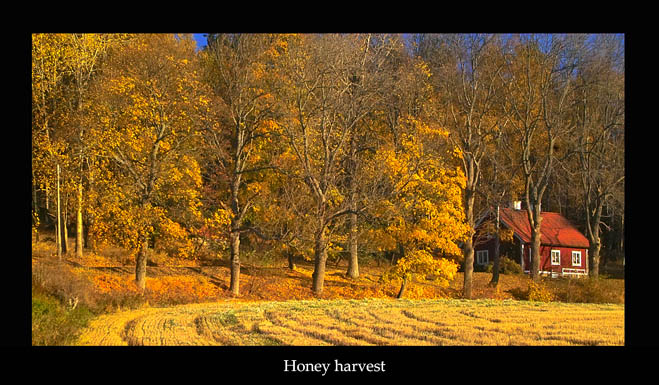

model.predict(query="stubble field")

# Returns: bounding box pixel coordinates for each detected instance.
[77,298,624,346]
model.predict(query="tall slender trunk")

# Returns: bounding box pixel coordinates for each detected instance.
[76,179,83,258]
[463,188,476,299]
[346,135,359,279]
[32,168,40,242]
[62,201,68,255]
[86,214,97,252]
[619,212,624,255]
[56,165,62,260]
[347,210,358,278]
[135,236,148,291]
[588,203,603,278]
[346,192,359,279]
[489,206,501,287]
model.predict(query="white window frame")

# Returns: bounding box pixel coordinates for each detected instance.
[572,251,582,266]
[476,250,489,265]
[551,250,561,266]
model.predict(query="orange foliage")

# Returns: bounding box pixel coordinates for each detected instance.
[92,273,141,295]
[145,276,223,304]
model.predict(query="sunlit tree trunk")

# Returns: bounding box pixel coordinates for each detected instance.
[463,188,476,299]
[528,202,543,281]
[56,164,62,260]
[228,162,243,296]
[135,236,148,291]
[346,136,359,279]
[229,230,241,296]
[62,199,68,255]
[396,276,408,299]
[489,206,501,287]
[76,180,83,258]
[311,227,329,295]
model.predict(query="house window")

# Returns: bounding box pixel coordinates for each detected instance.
[551,250,561,265]
[476,250,489,265]
[572,251,582,266]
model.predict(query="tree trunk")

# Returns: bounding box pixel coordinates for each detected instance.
[463,238,474,299]
[589,238,601,278]
[86,215,97,252]
[76,180,84,258]
[463,188,476,299]
[312,229,329,295]
[56,165,62,260]
[396,276,408,299]
[288,253,295,270]
[135,237,148,291]
[530,228,542,281]
[489,206,501,287]
[346,135,359,279]
[346,204,359,279]
[62,198,68,255]
[587,203,603,278]
[229,230,241,296]
[228,164,243,296]
[32,168,40,242]
[619,212,624,256]
[490,234,501,287]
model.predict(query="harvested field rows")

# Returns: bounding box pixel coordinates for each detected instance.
[77,299,624,346]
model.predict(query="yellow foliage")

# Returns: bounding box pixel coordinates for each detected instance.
[383,249,458,288]
[528,280,556,302]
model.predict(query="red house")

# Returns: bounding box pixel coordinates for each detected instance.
[473,204,590,277]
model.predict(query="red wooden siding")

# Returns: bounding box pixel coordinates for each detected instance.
[522,245,588,276]
[473,207,590,276]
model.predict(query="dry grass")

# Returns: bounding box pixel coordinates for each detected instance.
[77,298,624,346]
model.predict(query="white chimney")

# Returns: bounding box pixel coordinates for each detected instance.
[513,200,521,210]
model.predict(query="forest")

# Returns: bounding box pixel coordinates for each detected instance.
[31,33,625,302]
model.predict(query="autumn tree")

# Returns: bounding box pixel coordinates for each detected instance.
[89,34,211,290]
[275,34,397,295]
[61,34,119,258]
[32,33,124,258]
[372,113,470,298]
[32,34,73,248]
[200,33,288,295]
[417,33,507,298]
[332,34,404,279]
[571,34,625,278]
[500,34,583,280]
[478,126,525,287]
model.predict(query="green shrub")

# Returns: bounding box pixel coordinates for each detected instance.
[485,256,522,275]
[501,257,523,274]
[32,287,95,345]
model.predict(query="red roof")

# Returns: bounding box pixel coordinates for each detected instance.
[498,208,590,248]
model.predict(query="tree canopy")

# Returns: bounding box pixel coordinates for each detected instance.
[32,33,624,296]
